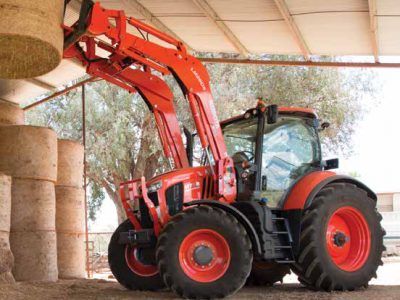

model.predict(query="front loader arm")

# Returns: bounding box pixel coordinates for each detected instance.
[63,0,236,202]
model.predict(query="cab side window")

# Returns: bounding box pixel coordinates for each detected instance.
[261,117,320,207]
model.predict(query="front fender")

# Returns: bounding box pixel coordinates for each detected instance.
[183,200,262,255]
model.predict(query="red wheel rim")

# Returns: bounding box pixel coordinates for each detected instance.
[179,229,231,283]
[326,206,371,272]
[124,246,158,277]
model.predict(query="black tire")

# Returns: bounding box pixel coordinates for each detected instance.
[156,206,253,299]
[246,261,290,286]
[108,219,164,291]
[292,183,385,291]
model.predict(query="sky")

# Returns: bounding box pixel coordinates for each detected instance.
[91,67,400,231]
[337,68,400,193]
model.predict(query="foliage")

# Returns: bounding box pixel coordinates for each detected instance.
[26,55,378,222]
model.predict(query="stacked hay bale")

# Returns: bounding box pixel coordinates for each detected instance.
[0,99,24,125]
[0,173,14,283]
[56,139,86,279]
[0,95,23,283]
[0,126,58,281]
[0,0,64,79]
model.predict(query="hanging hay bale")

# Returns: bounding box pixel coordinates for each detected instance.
[0,0,65,79]
[11,178,56,232]
[0,99,24,125]
[57,139,84,188]
[10,231,58,281]
[0,173,14,284]
[0,126,57,182]
[56,186,86,279]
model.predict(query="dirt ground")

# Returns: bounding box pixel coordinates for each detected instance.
[1,280,400,300]
[1,259,399,300]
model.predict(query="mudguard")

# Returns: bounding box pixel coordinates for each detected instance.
[281,171,377,255]
[183,200,262,255]
[282,171,376,211]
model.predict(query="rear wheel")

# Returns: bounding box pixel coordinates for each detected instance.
[246,261,290,286]
[108,219,164,291]
[156,206,253,299]
[292,183,384,291]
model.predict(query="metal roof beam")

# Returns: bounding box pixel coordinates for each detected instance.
[23,77,97,111]
[368,0,380,63]
[273,0,311,61]
[192,0,249,56]
[199,57,400,68]
[25,78,57,91]
[123,0,193,51]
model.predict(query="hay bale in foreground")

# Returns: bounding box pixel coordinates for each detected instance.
[0,173,14,283]
[0,100,24,125]
[0,173,11,246]
[0,0,64,79]
[0,271,15,284]
[10,231,58,282]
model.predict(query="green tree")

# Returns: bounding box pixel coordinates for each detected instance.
[26,58,378,222]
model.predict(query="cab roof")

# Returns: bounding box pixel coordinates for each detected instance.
[221,106,318,127]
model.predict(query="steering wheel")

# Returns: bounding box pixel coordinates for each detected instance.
[232,151,254,164]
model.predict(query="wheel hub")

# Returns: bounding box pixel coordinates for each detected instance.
[333,231,349,248]
[193,245,214,266]
[326,206,371,272]
[179,229,231,283]
[125,246,159,277]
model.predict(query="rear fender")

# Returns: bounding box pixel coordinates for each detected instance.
[282,171,377,210]
[281,171,377,255]
[183,200,262,255]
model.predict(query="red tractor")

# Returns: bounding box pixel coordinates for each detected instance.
[64,1,384,298]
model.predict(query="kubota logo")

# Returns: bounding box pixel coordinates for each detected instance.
[190,67,206,91]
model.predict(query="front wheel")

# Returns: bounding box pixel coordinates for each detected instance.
[156,206,253,299]
[108,219,164,291]
[292,183,385,291]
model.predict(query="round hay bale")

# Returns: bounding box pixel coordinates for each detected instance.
[0,173,11,242]
[0,0,64,79]
[10,231,58,282]
[0,99,24,125]
[56,186,85,233]
[11,178,55,232]
[56,186,86,278]
[0,126,57,182]
[57,233,86,279]
[0,271,15,284]
[0,248,13,273]
[57,139,84,188]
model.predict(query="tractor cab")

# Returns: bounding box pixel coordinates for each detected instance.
[221,105,324,207]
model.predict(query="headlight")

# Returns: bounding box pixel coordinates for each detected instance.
[147,181,162,193]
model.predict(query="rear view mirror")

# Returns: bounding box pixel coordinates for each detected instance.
[267,105,278,124]
[319,121,330,132]
[323,158,339,170]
